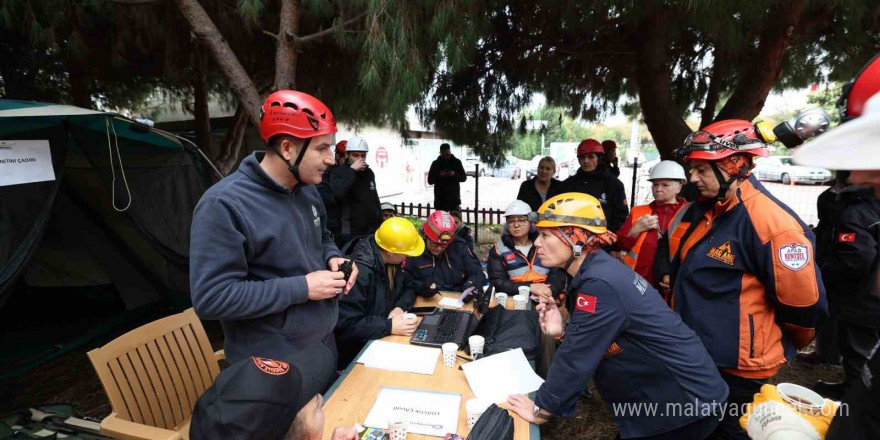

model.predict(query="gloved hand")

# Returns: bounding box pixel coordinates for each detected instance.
[418,282,440,298]
[740,384,838,440]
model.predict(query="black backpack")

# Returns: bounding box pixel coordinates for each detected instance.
[465,307,541,361]
[467,404,514,440]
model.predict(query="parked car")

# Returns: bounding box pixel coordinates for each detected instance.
[465,154,522,178]
[753,156,832,185]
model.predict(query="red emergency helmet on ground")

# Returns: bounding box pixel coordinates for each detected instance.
[678,119,770,162]
[335,140,348,155]
[423,211,456,244]
[259,90,337,141]
[576,139,604,156]
[838,52,880,121]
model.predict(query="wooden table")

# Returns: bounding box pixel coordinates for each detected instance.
[322,293,539,439]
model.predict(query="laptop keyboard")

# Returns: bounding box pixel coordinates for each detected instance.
[432,311,462,343]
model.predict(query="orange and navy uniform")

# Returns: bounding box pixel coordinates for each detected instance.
[616,197,685,296]
[662,175,827,379]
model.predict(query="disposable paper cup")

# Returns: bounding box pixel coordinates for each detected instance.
[513,294,528,310]
[387,412,408,440]
[466,398,490,430]
[776,383,825,416]
[403,313,417,321]
[468,335,485,357]
[518,286,531,297]
[442,342,458,368]
[495,292,508,308]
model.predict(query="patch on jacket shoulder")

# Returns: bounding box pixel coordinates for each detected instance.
[504,253,517,261]
[633,274,649,295]
[838,232,856,243]
[778,243,810,271]
[252,357,289,375]
[311,205,320,227]
[575,293,597,314]
[604,342,624,359]
[707,241,736,266]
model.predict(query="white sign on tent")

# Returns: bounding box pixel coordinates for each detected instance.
[0,140,55,187]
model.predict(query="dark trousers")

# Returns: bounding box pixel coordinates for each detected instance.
[617,416,719,440]
[838,320,880,395]
[815,312,841,364]
[707,372,767,440]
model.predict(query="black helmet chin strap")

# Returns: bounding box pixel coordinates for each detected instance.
[271,137,312,187]
[709,160,750,203]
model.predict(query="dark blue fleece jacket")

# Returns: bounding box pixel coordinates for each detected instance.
[190,151,342,365]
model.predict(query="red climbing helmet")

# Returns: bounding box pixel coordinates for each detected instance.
[423,211,456,244]
[576,139,604,156]
[259,90,337,141]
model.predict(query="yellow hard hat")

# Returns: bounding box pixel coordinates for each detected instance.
[535,192,607,234]
[375,217,425,257]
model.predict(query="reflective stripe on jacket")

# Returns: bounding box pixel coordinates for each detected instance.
[494,240,550,283]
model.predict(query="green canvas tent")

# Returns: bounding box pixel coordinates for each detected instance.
[0,100,216,376]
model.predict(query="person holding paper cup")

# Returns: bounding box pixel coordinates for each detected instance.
[487,200,567,306]
[506,193,728,439]
[335,217,426,368]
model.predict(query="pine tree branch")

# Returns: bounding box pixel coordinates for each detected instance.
[111,0,163,4]
[297,10,367,45]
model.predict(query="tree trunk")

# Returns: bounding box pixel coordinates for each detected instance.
[193,43,214,158]
[217,105,249,175]
[714,0,808,121]
[172,0,262,127]
[274,0,300,90]
[68,55,92,109]
[630,8,692,160]
[700,55,725,128]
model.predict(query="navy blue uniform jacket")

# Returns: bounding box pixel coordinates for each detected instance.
[537,251,728,438]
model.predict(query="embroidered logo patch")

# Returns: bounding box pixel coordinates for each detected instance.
[253,357,289,375]
[575,293,597,314]
[778,243,810,271]
[504,253,517,261]
[707,241,736,266]
[838,232,856,243]
[311,205,320,227]
[604,342,624,359]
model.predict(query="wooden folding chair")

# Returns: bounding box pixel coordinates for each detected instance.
[87,308,224,440]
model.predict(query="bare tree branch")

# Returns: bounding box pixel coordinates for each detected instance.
[262,30,278,40]
[297,10,367,45]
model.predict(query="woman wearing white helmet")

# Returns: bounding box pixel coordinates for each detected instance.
[615,160,687,300]
[487,200,567,306]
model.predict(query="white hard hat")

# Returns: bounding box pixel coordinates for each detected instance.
[380,202,396,212]
[793,92,880,170]
[346,136,369,153]
[504,200,532,218]
[649,160,687,181]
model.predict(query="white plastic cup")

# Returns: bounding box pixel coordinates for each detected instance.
[441,342,458,368]
[403,313,417,321]
[518,286,531,297]
[776,383,825,416]
[387,411,408,440]
[466,398,490,430]
[513,294,528,310]
[468,335,485,358]
[495,292,508,309]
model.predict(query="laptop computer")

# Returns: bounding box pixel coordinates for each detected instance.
[409,285,492,348]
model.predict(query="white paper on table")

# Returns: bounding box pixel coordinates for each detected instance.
[356,340,440,375]
[0,140,55,187]
[438,297,464,309]
[363,387,461,437]
[461,348,545,404]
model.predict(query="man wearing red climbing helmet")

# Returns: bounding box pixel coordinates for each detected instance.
[190,90,357,385]
[405,211,485,299]
[563,138,629,232]
[654,119,827,439]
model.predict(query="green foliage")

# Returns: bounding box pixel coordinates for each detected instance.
[237,0,266,24]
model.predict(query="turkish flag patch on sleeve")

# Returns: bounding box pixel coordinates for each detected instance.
[838,232,856,243]
[575,293,598,314]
